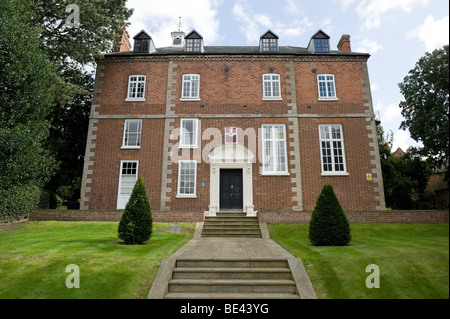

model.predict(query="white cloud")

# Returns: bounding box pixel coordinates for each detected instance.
[126,0,221,47]
[384,103,403,123]
[284,0,302,15]
[375,102,402,124]
[338,0,429,29]
[408,15,449,52]
[374,126,420,152]
[371,83,379,91]
[232,0,313,43]
[392,129,414,152]
[354,38,383,54]
[232,1,260,43]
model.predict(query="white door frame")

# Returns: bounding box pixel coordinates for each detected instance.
[206,144,256,217]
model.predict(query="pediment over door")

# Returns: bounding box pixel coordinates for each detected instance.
[208,144,255,164]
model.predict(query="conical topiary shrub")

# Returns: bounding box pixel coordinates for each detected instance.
[309,184,351,246]
[118,178,152,244]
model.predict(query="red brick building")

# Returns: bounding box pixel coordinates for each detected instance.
[80,28,386,221]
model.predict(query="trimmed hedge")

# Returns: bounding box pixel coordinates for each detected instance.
[0,184,41,222]
[117,178,153,244]
[309,184,351,246]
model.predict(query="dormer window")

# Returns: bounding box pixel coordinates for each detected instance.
[186,39,202,52]
[134,39,149,52]
[259,30,279,52]
[262,39,277,52]
[314,39,329,52]
[184,30,204,53]
[307,30,330,53]
[133,30,155,54]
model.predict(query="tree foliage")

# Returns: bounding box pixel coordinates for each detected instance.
[36,0,134,68]
[46,69,94,201]
[398,45,449,179]
[0,0,58,220]
[377,126,433,209]
[34,0,133,199]
[118,178,153,245]
[309,184,351,246]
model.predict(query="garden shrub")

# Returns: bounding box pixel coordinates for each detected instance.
[118,178,153,244]
[0,184,41,222]
[309,184,351,246]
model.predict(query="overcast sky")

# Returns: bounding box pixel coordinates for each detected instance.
[124,0,449,152]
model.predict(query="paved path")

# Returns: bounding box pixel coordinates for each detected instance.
[148,222,317,299]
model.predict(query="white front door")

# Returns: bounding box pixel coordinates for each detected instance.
[206,144,256,216]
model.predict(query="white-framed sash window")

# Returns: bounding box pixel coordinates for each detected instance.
[319,124,348,175]
[317,74,338,100]
[181,74,200,100]
[262,124,288,175]
[262,74,282,100]
[126,75,146,101]
[122,119,142,148]
[180,118,198,148]
[177,160,197,197]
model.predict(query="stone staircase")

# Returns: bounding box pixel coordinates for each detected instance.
[164,258,301,299]
[201,212,262,238]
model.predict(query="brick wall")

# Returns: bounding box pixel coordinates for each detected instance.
[29,209,448,224]
[29,210,204,222]
[258,210,449,223]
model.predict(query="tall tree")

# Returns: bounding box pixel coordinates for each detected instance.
[0,0,58,220]
[46,69,94,201]
[34,0,134,200]
[377,125,433,209]
[398,45,449,181]
[36,0,134,69]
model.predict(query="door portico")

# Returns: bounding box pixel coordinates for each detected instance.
[206,144,256,217]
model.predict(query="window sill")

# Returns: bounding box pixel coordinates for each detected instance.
[125,98,145,102]
[179,145,199,149]
[121,146,141,150]
[180,98,201,101]
[261,171,290,176]
[176,195,197,199]
[321,172,349,176]
[318,97,338,101]
[262,97,282,101]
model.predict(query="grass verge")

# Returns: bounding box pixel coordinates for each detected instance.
[268,223,449,299]
[0,221,195,299]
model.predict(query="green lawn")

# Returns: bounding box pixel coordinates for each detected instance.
[0,221,195,299]
[268,223,449,299]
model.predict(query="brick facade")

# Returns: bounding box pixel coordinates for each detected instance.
[80,29,386,218]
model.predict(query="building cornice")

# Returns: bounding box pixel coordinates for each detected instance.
[99,53,369,64]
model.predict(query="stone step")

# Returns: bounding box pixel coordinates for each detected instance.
[201,233,263,238]
[216,211,247,217]
[202,215,262,238]
[164,292,301,299]
[202,225,261,230]
[168,279,297,294]
[203,220,260,225]
[164,258,301,299]
[175,258,289,269]
[202,227,261,232]
[172,267,292,280]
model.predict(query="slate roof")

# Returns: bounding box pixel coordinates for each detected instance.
[105,45,369,57]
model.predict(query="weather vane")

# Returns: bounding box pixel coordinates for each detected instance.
[177,16,183,31]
